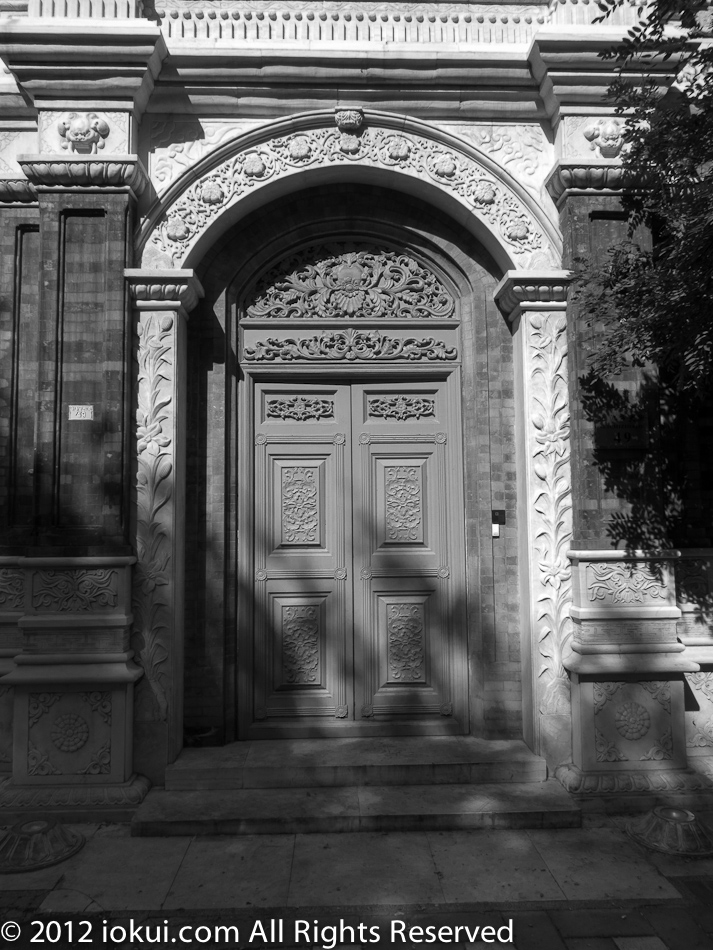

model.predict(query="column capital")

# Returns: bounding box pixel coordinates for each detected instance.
[125,268,205,316]
[494,270,571,322]
[19,155,147,199]
[545,160,630,208]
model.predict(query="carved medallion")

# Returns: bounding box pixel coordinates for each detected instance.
[266,396,334,421]
[246,245,455,320]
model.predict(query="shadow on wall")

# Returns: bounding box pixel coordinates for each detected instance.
[578,369,713,618]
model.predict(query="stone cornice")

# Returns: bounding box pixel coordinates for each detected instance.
[125,268,205,315]
[18,155,148,198]
[545,159,629,205]
[0,21,166,113]
[494,269,571,321]
[0,177,36,203]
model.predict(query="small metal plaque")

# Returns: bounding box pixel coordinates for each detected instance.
[595,422,649,451]
[68,405,94,421]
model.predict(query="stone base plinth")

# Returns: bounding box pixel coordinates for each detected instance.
[0,773,150,823]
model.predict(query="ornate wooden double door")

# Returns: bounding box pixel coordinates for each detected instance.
[244,373,468,737]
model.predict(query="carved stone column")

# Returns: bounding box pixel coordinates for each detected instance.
[125,270,204,784]
[495,271,573,767]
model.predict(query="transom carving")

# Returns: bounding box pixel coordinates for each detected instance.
[246,243,455,320]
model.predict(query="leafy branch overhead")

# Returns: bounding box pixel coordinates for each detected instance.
[575,0,713,394]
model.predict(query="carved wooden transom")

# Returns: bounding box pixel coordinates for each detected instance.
[245,244,455,320]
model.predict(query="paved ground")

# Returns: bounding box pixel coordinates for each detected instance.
[1,815,713,949]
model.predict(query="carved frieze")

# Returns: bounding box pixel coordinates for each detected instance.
[387,603,426,682]
[31,569,118,612]
[246,245,455,320]
[142,120,557,269]
[282,605,320,684]
[243,329,458,363]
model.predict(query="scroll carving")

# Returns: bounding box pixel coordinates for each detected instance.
[244,329,457,363]
[387,604,426,682]
[246,245,455,320]
[32,569,118,612]
[368,396,435,421]
[0,570,24,609]
[266,397,334,421]
[587,563,666,605]
[282,605,320,685]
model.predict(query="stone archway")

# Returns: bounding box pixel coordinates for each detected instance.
[138,109,562,274]
[127,113,573,777]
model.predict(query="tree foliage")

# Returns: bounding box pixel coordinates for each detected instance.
[576,0,713,394]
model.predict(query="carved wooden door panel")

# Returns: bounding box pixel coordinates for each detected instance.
[248,376,466,737]
[252,383,354,725]
[351,380,466,725]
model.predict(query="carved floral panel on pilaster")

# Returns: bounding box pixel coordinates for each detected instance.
[246,245,455,320]
[585,680,684,771]
[143,122,557,270]
[30,570,118,612]
[25,690,114,779]
[132,313,174,722]
[0,687,12,768]
[525,311,573,715]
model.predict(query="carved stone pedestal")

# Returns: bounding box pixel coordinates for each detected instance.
[0,558,149,821]
[560,551,713,806]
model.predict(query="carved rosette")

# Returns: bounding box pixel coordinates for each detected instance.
[142,118,558,269]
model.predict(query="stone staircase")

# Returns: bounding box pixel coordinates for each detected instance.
[131,736,581,835]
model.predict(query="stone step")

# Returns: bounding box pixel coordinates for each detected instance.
[166,737,547,790]
[132,780,580,836]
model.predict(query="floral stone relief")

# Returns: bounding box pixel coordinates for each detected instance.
[686,672,713,751]
[562,116,626,161]
[443,123,551,196]
[589,680,679,769]
[246,244,455,320]
[142,120,558,269]
[26,691,113,779]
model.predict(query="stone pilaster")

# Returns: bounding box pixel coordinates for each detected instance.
[496,271,572,767]
[125,269,204,784]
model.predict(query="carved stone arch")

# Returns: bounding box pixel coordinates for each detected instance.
[138,110,563,273]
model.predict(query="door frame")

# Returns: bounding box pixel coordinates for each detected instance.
[236,359,468,739]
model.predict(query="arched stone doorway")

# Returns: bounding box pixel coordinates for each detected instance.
[127,113,571,781]
[179,183,521,745]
